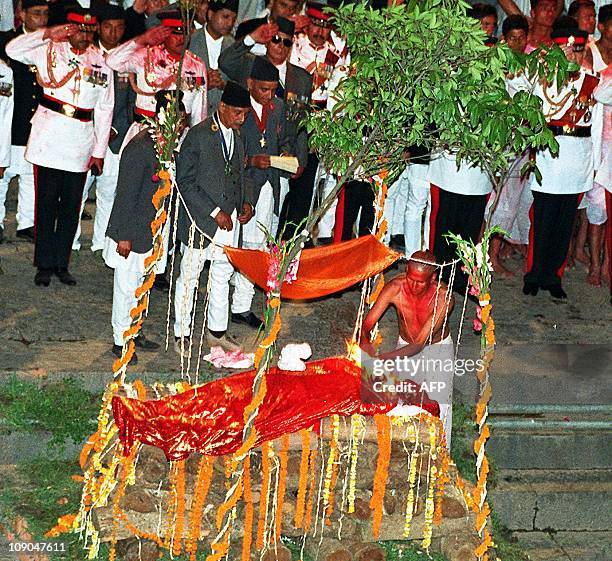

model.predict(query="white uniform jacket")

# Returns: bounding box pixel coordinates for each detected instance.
[427,151,493,196]
[105,40,207,125]
[6,30,114,173]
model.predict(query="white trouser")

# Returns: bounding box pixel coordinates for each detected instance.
[232,182,275,315]
[383,165,410,242]
[174,211,239,337]
[270,177,289,237]
[111,267,144,346]
[315,169,337,239]
[73,149,120,251]
[393,334,454,450]
[0,145,35,229]
[486,155,532,245]
[403,164,431,257]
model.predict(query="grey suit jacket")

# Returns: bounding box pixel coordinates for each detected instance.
[218,38,312,167]
[105,130,158,253]
[176,115,254,247]
[188,29,234,116]
[241,98,292,213]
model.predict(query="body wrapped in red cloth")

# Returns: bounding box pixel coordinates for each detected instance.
[112,357,440,461]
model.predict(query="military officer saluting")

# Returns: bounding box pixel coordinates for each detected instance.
[6,7,114,286]
[0,0,49,243]
[173,81,254,353]
[106,8,208,146]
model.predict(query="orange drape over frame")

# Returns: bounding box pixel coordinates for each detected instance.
[224,235,401,300]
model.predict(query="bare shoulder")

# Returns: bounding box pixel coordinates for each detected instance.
[435,281,455,308]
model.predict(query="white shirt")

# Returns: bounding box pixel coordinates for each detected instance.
[204,26,224,70]
[0,0,14,32]
[250,97,263,120]
[0,60,13,167]
[276,60,287,89]
[210,115,235,220]
[427,151,492,196]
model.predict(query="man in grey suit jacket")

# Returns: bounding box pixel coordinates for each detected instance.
[231,57,294,329]
[188,0,237,115]
[173,81,255,354]
[104,91,185,362]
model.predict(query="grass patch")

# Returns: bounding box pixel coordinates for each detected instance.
[0,376,101,450]
[379,541,449,560]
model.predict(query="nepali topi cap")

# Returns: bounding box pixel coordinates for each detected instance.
[221,81,251,108]
[250,56,280,82]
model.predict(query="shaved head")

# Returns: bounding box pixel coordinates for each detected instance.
[407,250,438,276]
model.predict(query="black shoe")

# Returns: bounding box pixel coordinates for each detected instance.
[111,344,138,364]
[544,285,567,299]
[81,210,92,220]
[16,226,34,242]
[231,311,263,329]
[522,282,539,296]
[153,274,170,291]
[317,236,333,246]
[34,269,52,286]
[0,225,4,243]
[54,268,76,285]
[134,334,160,351]
[390,234,405,251]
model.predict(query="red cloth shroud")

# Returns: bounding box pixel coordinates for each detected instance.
[112,357,440,461]
[224,235,401,299]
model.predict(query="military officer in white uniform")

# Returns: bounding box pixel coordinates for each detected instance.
[6,7,114,286]
[106,9,208,147]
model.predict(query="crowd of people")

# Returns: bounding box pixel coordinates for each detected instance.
[0,0,610,362]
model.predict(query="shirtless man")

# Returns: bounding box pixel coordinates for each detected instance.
[360,251,455,446]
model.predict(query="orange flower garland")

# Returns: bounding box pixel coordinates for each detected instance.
[172,460,187,557]
[241,454,254,561]
[303,446,319,532]
[370,414,391,539]
[322,415,340,523]
[256,441,272,549]
[274,435,290,540]
[294,429,311,528]
[186,456,215,561]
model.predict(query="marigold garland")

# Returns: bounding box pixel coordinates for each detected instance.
[370,414,391,539]
[241,454,254,561]
[322,415,340,523]
[256,441,272,549]
[274,434,290,540]
[186,456,215,560]
[347,415,363,514]
[294,429,311,528]
[172,460,187,557]
[303,446,319,532]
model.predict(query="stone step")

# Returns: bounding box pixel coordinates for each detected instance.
[511,530,612,561]
[490,469,612,533]
[487,404,612,470]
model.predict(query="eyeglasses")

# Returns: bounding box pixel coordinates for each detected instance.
[270,35,293,47]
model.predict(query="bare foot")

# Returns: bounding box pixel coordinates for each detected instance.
[586,267,601,287]
[574,249,590,268]
[491,257,515,278]
[566,255,576,270]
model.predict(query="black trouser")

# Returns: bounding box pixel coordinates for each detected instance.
[341,180,375,240]
[430,186,488,288]
[524,191,580,288]
[279,152,319,240]
[33,165,87,270]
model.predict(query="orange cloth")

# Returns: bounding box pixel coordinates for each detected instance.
[224,235,401,299]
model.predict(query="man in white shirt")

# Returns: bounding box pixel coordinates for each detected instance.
[189,0,237,115]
